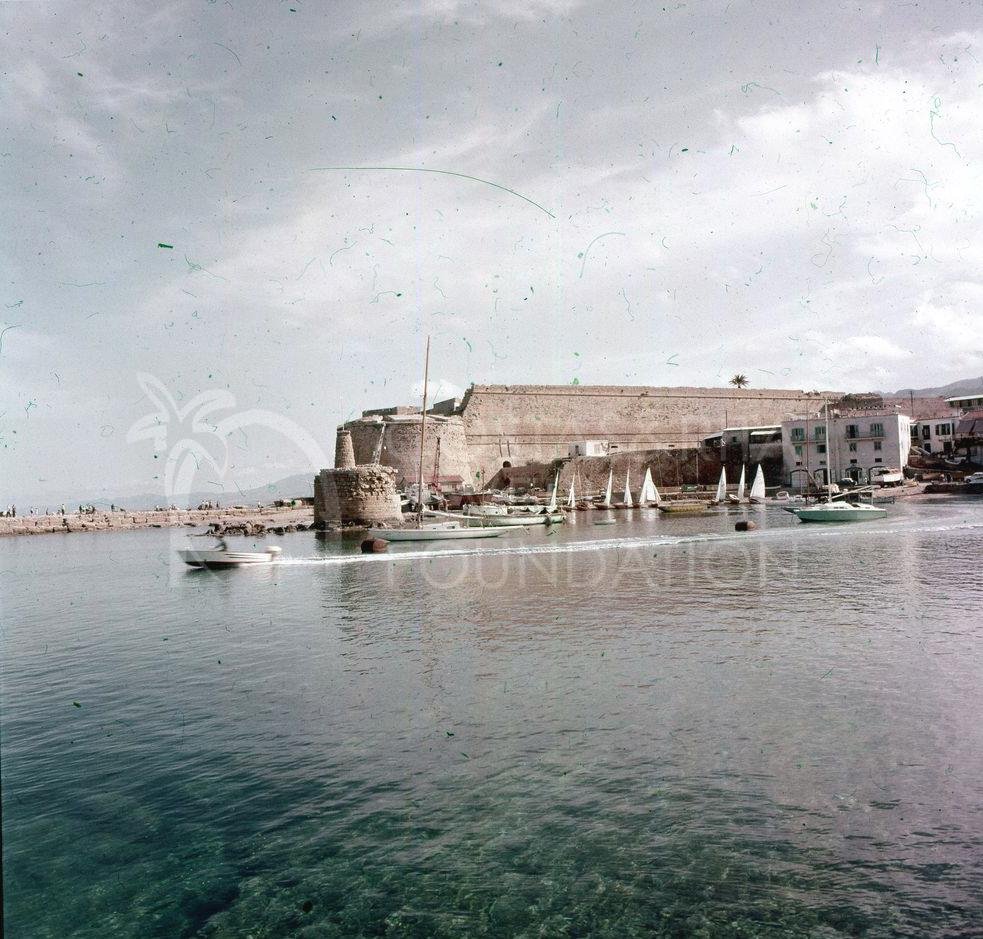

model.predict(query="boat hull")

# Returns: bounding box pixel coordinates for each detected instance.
[657,502,710,514]
[476,512,565,527]
[367,526,503,541]
[178,549,280,568]
[792,505,887,522]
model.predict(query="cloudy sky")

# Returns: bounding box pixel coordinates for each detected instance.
[2,0,982,503]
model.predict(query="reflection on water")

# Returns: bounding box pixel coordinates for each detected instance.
[2,500,982,936]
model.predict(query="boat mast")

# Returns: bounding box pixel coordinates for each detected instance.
[824,399,832,503]
[416,336,431,528]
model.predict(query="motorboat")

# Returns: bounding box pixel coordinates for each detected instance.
[179,544,282,568]
[790,501,887,523]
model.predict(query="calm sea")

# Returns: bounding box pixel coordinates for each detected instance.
[3,499,982,937]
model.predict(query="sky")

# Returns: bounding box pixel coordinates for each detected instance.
[2,0,983,504]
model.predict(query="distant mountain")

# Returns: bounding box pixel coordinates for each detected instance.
[13,473,315,511]
[888,376,983,398]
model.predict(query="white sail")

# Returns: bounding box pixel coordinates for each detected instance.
[566,478,576,509]
[640,467,655,504]
[714,466,727,503]
[602,469,613,508]
[749,464,766,502]
[623,471,633,507]
[735,465,746,501]
[651,482,662,506]
[546,471,559,512]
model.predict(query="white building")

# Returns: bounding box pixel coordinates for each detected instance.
[946,392,983,412]
[569,440,610,458]
[782,411,911,489]
[909,417,958,456]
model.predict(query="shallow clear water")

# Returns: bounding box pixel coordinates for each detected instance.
[3,499,983,937]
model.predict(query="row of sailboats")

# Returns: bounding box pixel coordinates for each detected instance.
[712,464,766,505]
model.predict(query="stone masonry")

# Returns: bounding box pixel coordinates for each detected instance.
[459,384,838,484]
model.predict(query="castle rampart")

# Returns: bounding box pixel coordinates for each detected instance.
[458,384,836,485]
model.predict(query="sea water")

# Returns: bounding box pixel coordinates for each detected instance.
[2,499,982,936]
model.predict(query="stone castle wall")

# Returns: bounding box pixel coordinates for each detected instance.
[345,416,473,488]
[459,384,835,485]
[489,448,783,497]
[314,465,401,527]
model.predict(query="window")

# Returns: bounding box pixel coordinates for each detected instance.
[924,442,932,453]
[817,443,826,454]
[850,459,858,464]
[922,425,931,439]
[874,457,882,463]
[814,426,826,440]
[870,422,884,437]
[795,460,802,466]
[936,423,951,436]
[794,445,803,457]
[848,442,857,452]
[846,424,859,439]
[790,427,805,442]
[874,441,882,451]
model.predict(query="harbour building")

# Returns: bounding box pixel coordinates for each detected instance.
[781,411,911,489]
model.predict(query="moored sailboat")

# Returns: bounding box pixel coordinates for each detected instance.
[368,338,505,542]
[712,466,727,505]
[727,465,746,504]
[748,464,766,504]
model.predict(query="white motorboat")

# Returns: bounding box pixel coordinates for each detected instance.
[790,501,887,523]
[179,545,282,568]
[367,522,503,541]
[788,405,886,522]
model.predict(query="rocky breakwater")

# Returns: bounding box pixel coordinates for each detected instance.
[0,505,313,537]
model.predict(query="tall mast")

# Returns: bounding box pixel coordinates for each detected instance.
[416,336,431,528]
[825,399,832,502]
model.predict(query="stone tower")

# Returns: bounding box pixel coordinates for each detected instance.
[334,429,356,469]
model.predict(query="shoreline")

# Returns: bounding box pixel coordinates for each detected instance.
[0,505,314,538]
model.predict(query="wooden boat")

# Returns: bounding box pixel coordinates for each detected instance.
[179,545,282,568]
[657,500,710,514]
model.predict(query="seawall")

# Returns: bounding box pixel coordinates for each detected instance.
[0,505,313,537]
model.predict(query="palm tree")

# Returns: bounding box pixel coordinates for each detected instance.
[729,374,749,388]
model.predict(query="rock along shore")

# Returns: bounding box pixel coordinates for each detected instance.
[0,505,314,537]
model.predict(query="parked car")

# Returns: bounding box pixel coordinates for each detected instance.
[965,472,983,485]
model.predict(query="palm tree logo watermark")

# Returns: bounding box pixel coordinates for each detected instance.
[127,372,328,506]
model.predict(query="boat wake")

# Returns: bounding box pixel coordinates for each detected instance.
[276,518,983,568]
